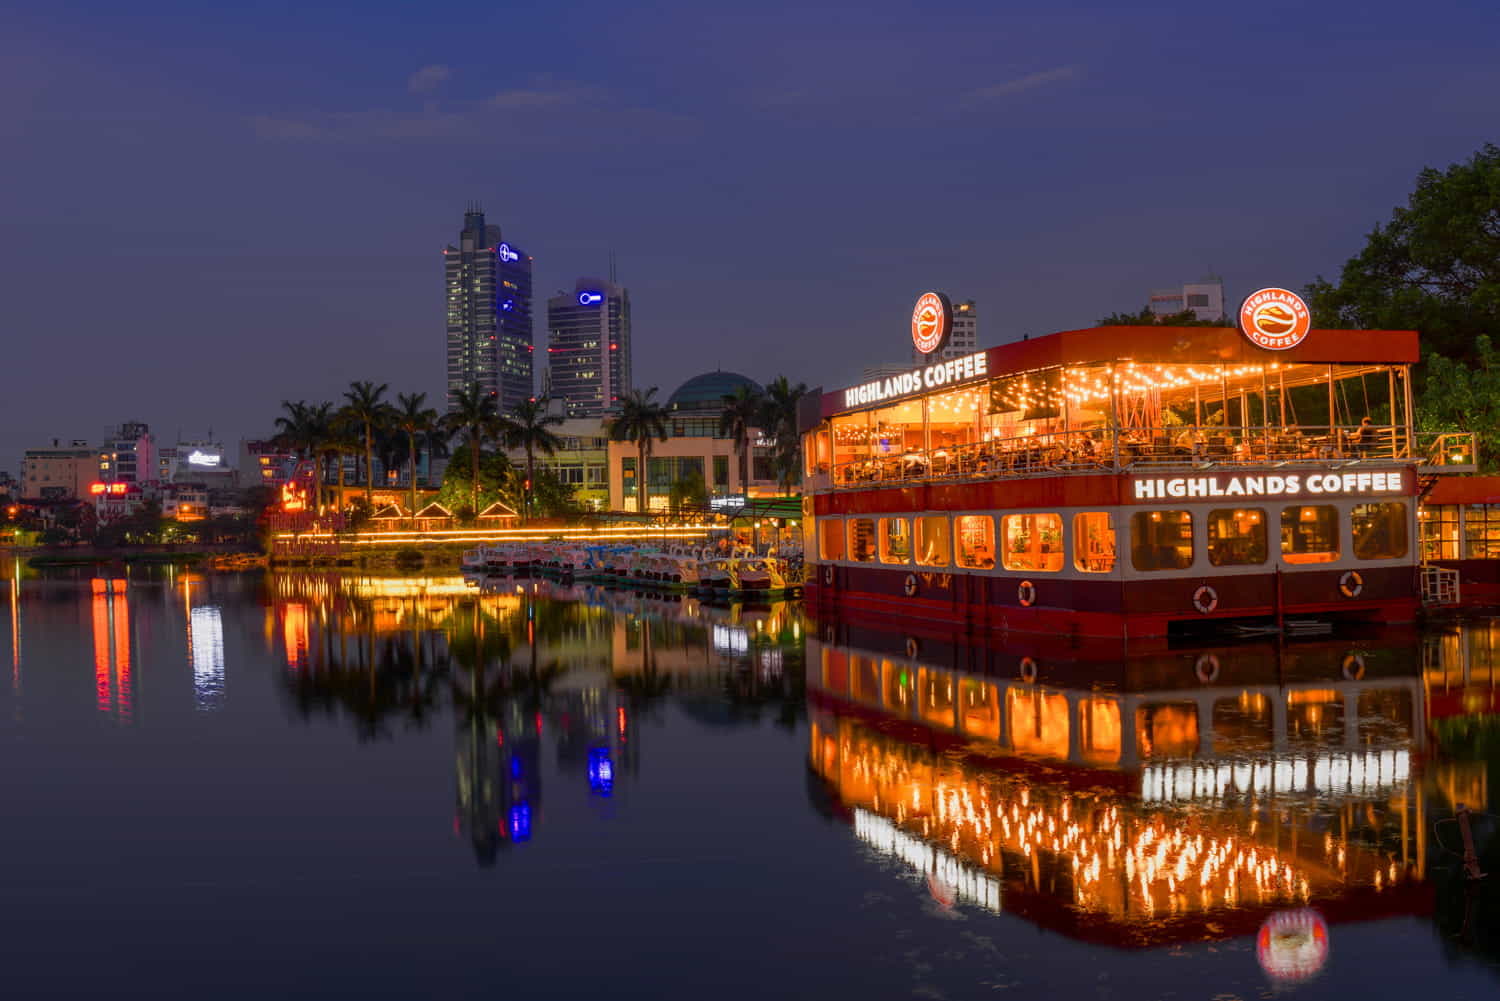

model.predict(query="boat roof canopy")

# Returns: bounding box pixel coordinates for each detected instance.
[1424,475,1500,506]
[817,325,1419,420]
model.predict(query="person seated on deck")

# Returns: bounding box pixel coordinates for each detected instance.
[1174,426,1205,459]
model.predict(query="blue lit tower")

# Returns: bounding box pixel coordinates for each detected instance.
[545,278,632,418]
[444,206,534,413]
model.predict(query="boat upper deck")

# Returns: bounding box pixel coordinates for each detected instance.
[800,324,1475,492]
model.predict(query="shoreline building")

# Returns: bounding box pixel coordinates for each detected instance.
[21,440,95,500]
[1150,277,1225,322]
[546,279,632,419]
[444,207,534,412]
[99,422,154,486]
[607,371,778,512]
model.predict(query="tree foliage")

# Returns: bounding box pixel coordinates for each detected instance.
[1099,306,1223,326]
[437,450,516,520]
[1305,143,1500,361]
[607,388,669,511]
[1417,334,1500,471]
[759,375,809,493]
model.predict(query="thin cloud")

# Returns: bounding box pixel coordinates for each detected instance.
[249,81,693,148]
[970,65,1079,101]
[407,64,451,95]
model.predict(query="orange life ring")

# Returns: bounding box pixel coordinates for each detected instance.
[1017,580,1036,607]
[1019,656,1038,683]
[1193,585,1219,614]
[1339,571,1363,598]
[1195,653,1221,683]
[1341,652,1366,680]
[904,573,918,597]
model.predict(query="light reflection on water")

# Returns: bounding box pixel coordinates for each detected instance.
[0,563,1494,999]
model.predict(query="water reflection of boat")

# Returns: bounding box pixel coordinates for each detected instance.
[806,627,1433,946]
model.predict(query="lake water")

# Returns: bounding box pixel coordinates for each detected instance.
[1,565,1497,1000]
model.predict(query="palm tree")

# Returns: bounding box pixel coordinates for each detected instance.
[275,400,336,508]
[394,391,438,516]
[443,383,505,517]
[608,388,669,513]
[760,375,809,493]
[273,400,317,459]
[718,383,765,492]
[326,417,361,510]
[343,381,392,506]
[504,398,564,522]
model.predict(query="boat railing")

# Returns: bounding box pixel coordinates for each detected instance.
[1416,431,1478,471]
[830,423,1444,489]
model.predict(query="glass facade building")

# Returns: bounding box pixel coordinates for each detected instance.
[546,279,632,418]
[444,208,533,413]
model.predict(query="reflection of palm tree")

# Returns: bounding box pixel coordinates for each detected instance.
[615,616,674,718]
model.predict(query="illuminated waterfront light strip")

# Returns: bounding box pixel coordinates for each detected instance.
[1140,749,1410,804]
[271,526,711,544]
[853,808,1002,914]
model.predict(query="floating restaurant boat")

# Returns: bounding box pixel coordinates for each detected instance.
[798,289,1476,639]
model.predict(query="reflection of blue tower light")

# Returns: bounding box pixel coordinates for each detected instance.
[509,803,532,842]
[587,747,615,796]
[501,298,515,312]
[510,756,523,780]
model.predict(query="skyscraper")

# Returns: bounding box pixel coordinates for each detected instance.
[444,207,534,412]
[546,278,632,418]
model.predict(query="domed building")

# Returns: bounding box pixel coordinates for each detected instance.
[607,369,777,513]
[667,371,763,413]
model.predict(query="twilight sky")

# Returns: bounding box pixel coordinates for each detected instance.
[2,0,1497,469]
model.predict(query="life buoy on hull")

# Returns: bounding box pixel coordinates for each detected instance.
[1193,585,1219,614]
[1017,580,1036,607]
[904,573,918,597]
[1339,571,1363,598]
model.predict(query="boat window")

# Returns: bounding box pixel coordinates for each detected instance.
[1135,703,1200,758]
[1130,510,1193,571]
[955,515,996,569]
[1078,697,1121,764]
[851,654,881,704]
[1007,689,1069,758]
[819,519,845,561]
[1464,504,1500,558]
[915,515,950,567]
[1281,505,1339,563]
[882,659,914,713]
[878,517,911,564]
[1073,512,1116,573]
[1420,505,1459,560]
[1001,513,1063,572]
[959,679,999,740]
[1207,508,1268,566]
[1352,502,1408,560]
[918,668,954,728]
[847,518,877,563]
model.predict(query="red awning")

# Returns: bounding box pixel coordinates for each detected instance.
[1424,475,1500,506]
